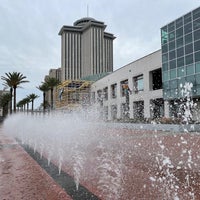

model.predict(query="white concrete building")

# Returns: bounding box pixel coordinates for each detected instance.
[91,50,165,121]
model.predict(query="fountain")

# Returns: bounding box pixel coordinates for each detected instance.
[2,95,200,199]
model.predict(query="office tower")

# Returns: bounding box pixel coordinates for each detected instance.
[59,17,115,81]
[161,7,200,100]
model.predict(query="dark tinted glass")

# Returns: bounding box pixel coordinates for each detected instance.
[194,40,200,51]
[185,33,193,45]
[169,50,176,60]
[193,7,200,20]
[185,43,193,55]
[169,32,175,41]
[193,18,200,30]
[195,51,200,62]
[168,22,175,32]
[169,41,175,51]
[162,44,168,53]
[184,23,192,34]
[176,37,184,48]
[184,13,192,24]
[177,57,184,67]
[177,47,184,57]
[162,53,168,62]
[170,59,176,69]
[194,29,200,41]
[185,54,194,65]
[162,62,168,71]
[176,17,183,28]
[176,27,183,38]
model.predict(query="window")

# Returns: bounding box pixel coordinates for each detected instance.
[170,69,176,79]
[185,43,193,55]
[162,62,168,71]
[184,22,192,34]
[194,29,200,41]
[111,83,117,98]
[185,54,194,65]
[120,79,129,97]
[151,68,162,90]
[177,47,184,58]
[169,50,176,60]
[193,7,200,20]
[184,13,192,24]
[176,27,183,38]
[177,66,185,77]
[195,62,200,73]
[186,64,194,75]
[162,44,168,53]
[177,57,184,67]
[195,51,200,62]
[176,17,183,28]
[169,41,175,51]
[186,75,195,85]
[133,75,143,93]
[163,71,169,81]
[162,53,168,62]
[168,22,175,32]
[161,28,168,45]
[193,18,200,30]
[133,101,144,120]
[103,87,108,100]
[169,31,175,41]
[185,33,193,45]
[176,37,184,48]
[194,40,200,51]
[196,74,200,84]
[169,59,176,69]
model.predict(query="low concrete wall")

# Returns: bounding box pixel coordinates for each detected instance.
[104,122,200,133]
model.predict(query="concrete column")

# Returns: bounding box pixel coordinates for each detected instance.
[164,100,170,118]
[144,99,151,118]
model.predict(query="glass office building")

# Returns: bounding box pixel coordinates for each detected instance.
[161,6,200,100]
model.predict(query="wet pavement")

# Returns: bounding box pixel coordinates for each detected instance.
[0,130,71,200]
[1,124,200,199]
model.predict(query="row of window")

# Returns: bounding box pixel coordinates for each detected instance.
[108,99,164,120]
[164,85,200,99]
[162,50,200,70]
[97,75,144,100]
[163,73,200,90]
[162,26,200,46]
[163,62,200,81]
[161,7,200,34]
[162,35,200,55]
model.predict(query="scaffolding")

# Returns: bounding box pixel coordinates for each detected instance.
[55,80,92,110]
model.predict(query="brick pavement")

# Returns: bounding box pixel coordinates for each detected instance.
[0,129,72,200]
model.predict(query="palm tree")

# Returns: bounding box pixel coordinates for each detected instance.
[45,77,60,110]
[37,82,49,111]
[1,72,29,113]
[27,93,39,111]
[0,93,11,117]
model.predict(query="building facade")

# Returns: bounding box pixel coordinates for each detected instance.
[91,50,164,121]
[161,6,200,119]
[59,17,115,81]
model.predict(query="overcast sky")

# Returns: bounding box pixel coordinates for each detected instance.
[0,0,199,108]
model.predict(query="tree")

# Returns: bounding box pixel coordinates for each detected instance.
[1,72,29,113]
[0,93,11,117]
[27,93,39,111]
[45,77,60,110]
[37,82,49,111]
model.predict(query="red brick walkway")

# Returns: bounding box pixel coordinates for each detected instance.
[0,130,72,200]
